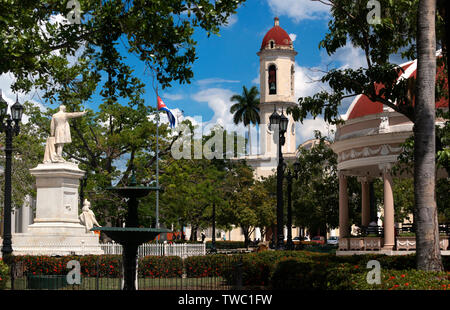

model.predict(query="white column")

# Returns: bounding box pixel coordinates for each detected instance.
[339,172,349,238]
[380,164,395,250]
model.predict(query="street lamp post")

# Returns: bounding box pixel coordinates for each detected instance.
[0,93,24,259]
[269,107,288,250]
[285,161,300,250]
[211,203,216,253]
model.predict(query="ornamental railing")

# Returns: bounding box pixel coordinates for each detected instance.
[101,242,206,258]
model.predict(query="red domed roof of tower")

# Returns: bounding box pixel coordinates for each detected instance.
[346,58,448,120]
[261,17,293,50]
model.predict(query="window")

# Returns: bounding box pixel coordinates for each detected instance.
[270,40,274,49]
[268,64,277,95]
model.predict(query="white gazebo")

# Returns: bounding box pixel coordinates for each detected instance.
[331,59,449,255]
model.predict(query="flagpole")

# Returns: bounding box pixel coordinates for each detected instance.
[156,109,160,231]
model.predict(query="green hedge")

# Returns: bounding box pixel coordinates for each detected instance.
[271,260,450,290]
[206,241,246,249]
[351,269,450,290]
[14,255,122,278]
[269,253,450,290]
[8,251,450,290]
[138,256,183,278]
[183,251,450,289]
[0,259,9,290]
[14,255,184,279]
[184,254,231,277]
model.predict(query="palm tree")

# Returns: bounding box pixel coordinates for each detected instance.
[414,0,443,271]
[230,86,260,155]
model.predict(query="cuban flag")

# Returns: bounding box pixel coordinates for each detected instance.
[157,96,176,128]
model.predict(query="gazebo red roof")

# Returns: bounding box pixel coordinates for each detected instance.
[347,59,448,120]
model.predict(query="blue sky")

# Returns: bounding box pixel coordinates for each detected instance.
[0,0,372,147]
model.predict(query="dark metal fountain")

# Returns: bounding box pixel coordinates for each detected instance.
[93,170,170,290]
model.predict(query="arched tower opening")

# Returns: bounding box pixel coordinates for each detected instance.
[268,64,277,95]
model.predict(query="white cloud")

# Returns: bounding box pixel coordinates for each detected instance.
[196,78,240,86]
[294,62,327,99]
[0,73,48,124]
[162,93,184,101]
[267,0,330,22]
[295,117,335,146]
[190,87,259,155]
[252,72,260,85]
[323,43,367,70]
[292,43,367,100]
[224,15,238,28]
[191,88,236,128]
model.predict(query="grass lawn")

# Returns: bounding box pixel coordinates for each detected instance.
[7,276,230,290]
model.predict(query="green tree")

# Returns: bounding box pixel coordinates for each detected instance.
[220,161,275,247]
[1,0,245,93]
[414,0,442,271]
[0,102,44,214]
[230,86,260,154]
[158,125,246,240]
[287,0,446,271]
[4,1,245,232]
[291,132,360,236]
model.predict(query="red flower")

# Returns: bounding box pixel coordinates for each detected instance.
[401,274,405,278]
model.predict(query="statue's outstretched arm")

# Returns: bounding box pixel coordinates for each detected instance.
[66,111,87,119]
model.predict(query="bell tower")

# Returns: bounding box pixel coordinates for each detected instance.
[251,17,297,177]
[241,17,297,179]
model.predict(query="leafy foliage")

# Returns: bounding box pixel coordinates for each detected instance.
[0,259,9,290]
[291,131,361,235]
[1,0,245,92]
[138,256,183,278]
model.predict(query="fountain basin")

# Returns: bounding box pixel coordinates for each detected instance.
[92,227,171,245]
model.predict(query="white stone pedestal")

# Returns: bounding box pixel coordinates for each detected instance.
[12,162,104,256]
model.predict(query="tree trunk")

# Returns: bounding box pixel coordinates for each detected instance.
[414,0,443,271]
[190,226,198,241]
[243,227,250,248]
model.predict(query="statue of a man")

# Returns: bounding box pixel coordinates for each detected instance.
[44,105,87,163]
[79,199,101,233]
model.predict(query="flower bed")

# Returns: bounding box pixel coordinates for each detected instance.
[6,251,450,290]
[0,259,9,290]
[13,255,123,278]
[138,256,183,278]
[351,269,450,290]
[184,254,231,278]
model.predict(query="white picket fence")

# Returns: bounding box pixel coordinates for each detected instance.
[101,242,206,258]
[2,239,206,258]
